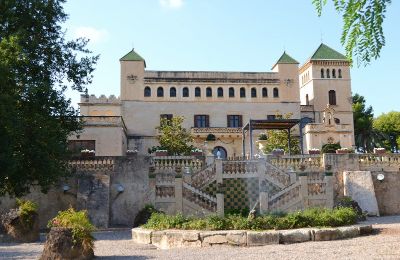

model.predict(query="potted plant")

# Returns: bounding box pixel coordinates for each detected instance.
[336,148,350,154]
[80,149,95,158]
[272,148,284,156]
[155,149,168,156]
[309,148,321,155]
[191,148,203,156]
[373,147,386,154]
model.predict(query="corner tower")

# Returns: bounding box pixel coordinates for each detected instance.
[120,49,146,100]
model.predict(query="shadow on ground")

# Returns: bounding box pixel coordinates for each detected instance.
[95,256,153,260]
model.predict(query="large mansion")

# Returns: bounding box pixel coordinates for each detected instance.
[68,43,355,158]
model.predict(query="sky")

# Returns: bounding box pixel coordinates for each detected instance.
[63,0,399,116]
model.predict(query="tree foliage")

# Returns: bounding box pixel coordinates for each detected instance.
[0,0,98,196]
[313,0,392,66]
[156,116,194,155]
[373,111,400,152]
[352,93,385,152]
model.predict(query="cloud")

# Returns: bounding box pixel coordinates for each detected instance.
[159,0,184,9]
[73,26,109,44]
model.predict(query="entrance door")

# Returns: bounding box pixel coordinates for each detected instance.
[212,146,227,159]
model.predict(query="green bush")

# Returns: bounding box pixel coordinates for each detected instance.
[321,142,341,153]
[133,204,160,227]
[142,207,358,231]
[48,207,95,250]
[16,199,38,229]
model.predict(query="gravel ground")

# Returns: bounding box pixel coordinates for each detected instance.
[1,215,400,260]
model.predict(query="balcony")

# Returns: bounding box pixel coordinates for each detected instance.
[191,127,242,137]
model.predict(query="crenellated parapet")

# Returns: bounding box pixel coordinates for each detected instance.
[80,94,120,104]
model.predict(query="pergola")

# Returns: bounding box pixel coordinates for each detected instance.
[242,119,300,158]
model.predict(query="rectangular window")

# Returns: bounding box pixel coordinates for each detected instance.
[267,115,276,120]
[227,115,242,127]
[194,115,209,128]
[67,140,95,156]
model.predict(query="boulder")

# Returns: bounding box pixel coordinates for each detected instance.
[280,229,312,243]
[313,228,341,241]
[1,209,39,243]
[40,227,94,260]
[226,231,247,246]
[247,231,279,246]
[131,228,153,244]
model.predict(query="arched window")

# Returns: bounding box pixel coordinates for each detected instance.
[326,69,330,78]
[217,87,223,97]
[332,69,336,78]
[306,94,309,105]
[240,87,246,98]
[144,86,151,97]
[321,69,324,78]
[273,87,279,98]
[195,87,201,97]
[251,88,257,98]
[170,87,176,97]
[229,87,235,97]
[182,87,189,97]
[206,87,212,97]
[262,87,268,97]
[334,118,340,124]
[338,69,342,78]
[157,87,164,97]
[329,90,336,105]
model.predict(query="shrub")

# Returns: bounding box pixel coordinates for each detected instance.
[225,208,250,217]
[16,199,38,229]
[48,207,95,250]
[133,205,160,227]
[321,142,341,153]
[334,196,366,221]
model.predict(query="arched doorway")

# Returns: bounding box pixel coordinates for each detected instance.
[212,146,227,159]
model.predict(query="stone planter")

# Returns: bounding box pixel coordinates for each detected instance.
[373,148,386,154]
[40,227,94,260]
[309,150,321,155]
[191,152,203,156]
[81,152,95,158]
[1,209,39,243]
[336,150,350,154]
[155,151,168,156]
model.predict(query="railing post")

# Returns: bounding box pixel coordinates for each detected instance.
[325,174,334,209]
[257,158,269,214]
[299,174,308,210]
[175,177,183,213]
[216,159,224,216]
[259,191,269,214]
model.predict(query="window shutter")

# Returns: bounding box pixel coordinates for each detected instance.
[205,115,210,127]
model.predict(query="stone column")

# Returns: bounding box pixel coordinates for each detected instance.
[299,175,309,210]
[206,155,215,166]
[259,191,269,214]
[215,159,224,216]
[324,174,334,209]
[175,178,183,213]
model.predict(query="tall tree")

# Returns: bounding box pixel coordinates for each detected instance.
[313,0,392,66]
[373,111,400,152]
[0,0,98,196]
[352,93,385,152]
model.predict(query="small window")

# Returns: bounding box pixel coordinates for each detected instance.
[195,87,201,97]
[170,87,176,97]
[157,87,164,97]
[334,118,340,124]
[332,69,336,78]
[160,114,173,124]
[229,87,235,97]
[306,94,309,105]
[262,88,268,97]
[194,115,209,128]
[338,69,342,78]
[251,88,257,98]
[144,87,151,97]
[267,115,276,120]
[326,69,330,78]
[273,87,279,98]
[227,115,243,127]
[240,87,246,98]
[182,87,189,97]
[329,90,336,105]
[206,87,212,97]
[321,69,324,78]
[217,87,224,97]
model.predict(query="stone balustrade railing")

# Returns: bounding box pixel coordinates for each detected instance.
[152,156,204,174]
[265,163,290,187]
[359,154,400,169]
[182,183,217,212]
[190,163,216,189]
[222,160,258,175]
[269,155,323,171]
[268,182,301,211]
[155,186,175,198]
[68,157,115,171]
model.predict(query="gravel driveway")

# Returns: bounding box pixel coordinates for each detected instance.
[1,215,400,260]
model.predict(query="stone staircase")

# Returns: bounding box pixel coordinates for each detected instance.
[182,182,217,214]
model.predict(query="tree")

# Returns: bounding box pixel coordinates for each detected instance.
[0,0,98,196]
[313,0,392,66]
[352,93,385,152]
[373,111,400,152]
[156,116,194,155]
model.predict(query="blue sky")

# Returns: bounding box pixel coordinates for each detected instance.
[63,0,399,116]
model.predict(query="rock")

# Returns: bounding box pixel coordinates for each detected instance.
[358,225,373,235]
[40,227,94,260]
[226,231,247,246]
[131,228,152,244]
[1,209,39,243]
[280,229,312,243]
[338,226,360,239]
[247,231,279,246]
[200,231,229,246]
[151,230,201,249]
[313,228,341,241]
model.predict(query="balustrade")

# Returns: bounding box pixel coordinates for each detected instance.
[359,154,400,169]
[68,157,115,171]
[151,156,204,174]
[182,183,217,212]
[222,160,258,175]
[190,163,216,189]
[270,155,323,171]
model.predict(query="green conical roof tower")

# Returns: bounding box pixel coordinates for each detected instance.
[275,51,299,64]
[310,43,347,61]
[120,48,146,66]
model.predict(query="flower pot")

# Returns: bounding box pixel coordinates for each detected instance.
[191,152,203,156]
[155,151,168,156]
[309,150,321,155]
[80,152,95,158]
[373,148,386,154]
[336,150,349,154]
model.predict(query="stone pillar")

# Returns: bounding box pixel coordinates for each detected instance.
[324,174,334,209]
[206,155,215,166]
[299,175,309,210]
[259,191,269,214]
[175,178,183,213]
[215,159,224,216]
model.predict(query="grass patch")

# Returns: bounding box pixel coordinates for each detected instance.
[142,207,358,231]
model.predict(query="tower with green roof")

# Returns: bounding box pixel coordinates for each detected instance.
[299,43,355,148]
[120,48,146,100]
